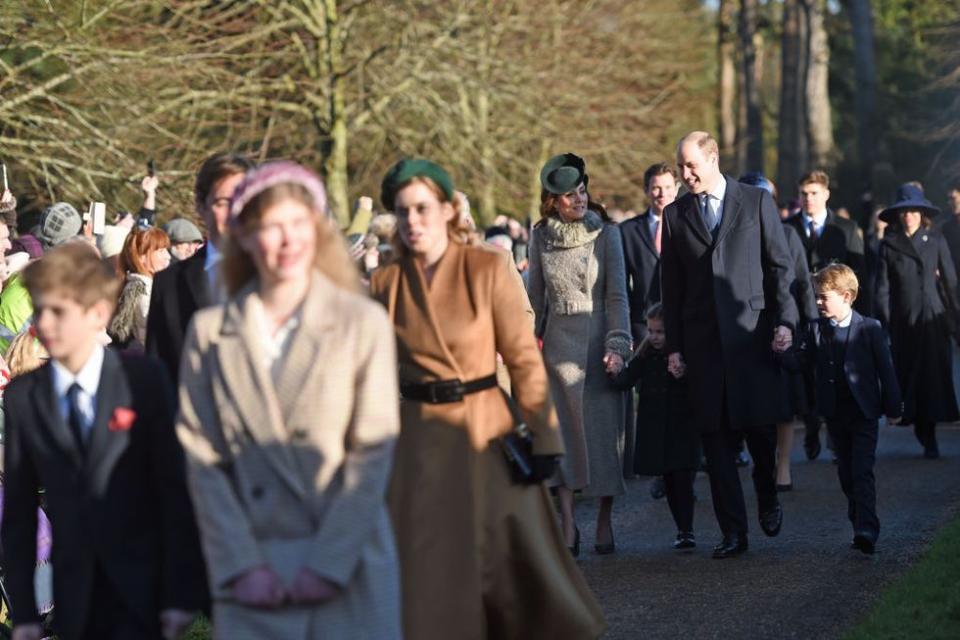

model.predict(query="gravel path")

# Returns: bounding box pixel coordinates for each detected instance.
[573,423,960,639]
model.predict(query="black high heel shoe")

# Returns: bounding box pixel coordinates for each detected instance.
[568,527,581,558]
[595,528,615,555]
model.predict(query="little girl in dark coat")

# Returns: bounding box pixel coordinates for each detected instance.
[610,304,701,549]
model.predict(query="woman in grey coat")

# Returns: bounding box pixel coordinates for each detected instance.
[527,153,632,555]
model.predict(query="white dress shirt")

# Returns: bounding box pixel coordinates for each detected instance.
[803,210,828,238]
[51,345,104,437]
[250,294,303,381]
[830,311,853,328]
[701,177,728,229]
[647,208,661,237]
[204,241,224,304]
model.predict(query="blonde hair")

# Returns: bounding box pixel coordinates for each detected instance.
[5,330,49,378]
[22,242,122,310]
[813,263,859,301]
[799,170,830,189]
[221,182,362,296]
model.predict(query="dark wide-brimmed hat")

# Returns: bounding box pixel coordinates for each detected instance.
[540,153,589,195]
[879,183,941,224]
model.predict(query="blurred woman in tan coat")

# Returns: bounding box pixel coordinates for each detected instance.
[371,158,605,640]
[177,162,401,639]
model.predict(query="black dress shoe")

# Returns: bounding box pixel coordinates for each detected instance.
[852,533,876,555]
[759,504,783,537]
[568,527,580,558]
[804,434,821,460]
[712,534,748,559]
[924,439,940,459]
[673,532,696,550]
[776,482,793,492]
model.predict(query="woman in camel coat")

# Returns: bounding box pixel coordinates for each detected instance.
[177,162,401,638]
[371,158,605,640]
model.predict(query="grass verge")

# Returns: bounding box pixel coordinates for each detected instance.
[844,513,960,640]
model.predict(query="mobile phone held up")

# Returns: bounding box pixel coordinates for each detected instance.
[87,202,106,235]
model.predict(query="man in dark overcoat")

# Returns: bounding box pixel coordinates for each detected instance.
[146,153,253,382]
[661,131,799,558]
[783,170,866,457]
[621,163,678,341]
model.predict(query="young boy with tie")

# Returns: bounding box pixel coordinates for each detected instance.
[1,243,206,640]
[788,264,902,554]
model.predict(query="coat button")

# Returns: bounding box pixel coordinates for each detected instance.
[251,486,265,499]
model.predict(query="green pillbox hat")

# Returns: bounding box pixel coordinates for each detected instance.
[540,152,589,195]
[381,159,455,210]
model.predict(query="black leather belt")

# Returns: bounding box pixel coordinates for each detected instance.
[400,374,498,404]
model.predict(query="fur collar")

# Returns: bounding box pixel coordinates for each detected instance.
[542,210,604,249]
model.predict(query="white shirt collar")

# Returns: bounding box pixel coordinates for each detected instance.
[204,240,221,272]
[51,344,105,398]
[804,209,828,227]
[647,207,661,221]
[704,176,727,203]
[830,311,853,328]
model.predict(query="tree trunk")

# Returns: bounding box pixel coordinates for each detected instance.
[319,0,350,228]
[845,0,879,194]
[803,0,834,171]
[528,139,549,225]
[718,0,738,171]
[738,0,764,174]
[476,2,496,227]
[777,0,808,201]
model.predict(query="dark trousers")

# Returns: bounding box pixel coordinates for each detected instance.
[701,424,778,535]
[663,469,697,533]
[78,565,161,640]
[914,421,937,448]
[826,417,880,542]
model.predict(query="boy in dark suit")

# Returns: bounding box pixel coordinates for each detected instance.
[790,264,902,554]
[1,243,207,640]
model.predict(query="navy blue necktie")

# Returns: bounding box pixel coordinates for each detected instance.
[701,195,717,233]
[67,382,87,452]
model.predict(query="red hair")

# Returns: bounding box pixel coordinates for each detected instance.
[119,228,171,276]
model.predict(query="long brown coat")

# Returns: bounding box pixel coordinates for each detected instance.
[371,241,606,640]
[177,274,401,639]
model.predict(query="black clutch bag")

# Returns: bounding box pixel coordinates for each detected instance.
[497,389,555,484]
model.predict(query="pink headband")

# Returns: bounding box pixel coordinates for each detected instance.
[229,161,329,223]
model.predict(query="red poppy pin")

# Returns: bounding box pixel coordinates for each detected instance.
[108,407,137,432]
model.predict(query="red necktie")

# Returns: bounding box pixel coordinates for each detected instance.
[654,219,662,254]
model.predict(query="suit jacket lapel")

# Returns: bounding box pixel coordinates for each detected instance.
[845,311,863,367]
[637,211,658,256]
[215,286,307,499]
[84,350,132,488]
[679,194,713,247]
[183,248,211,311]
[30,365,83,471]
[789,214,815,252]
[714,177,743,247]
